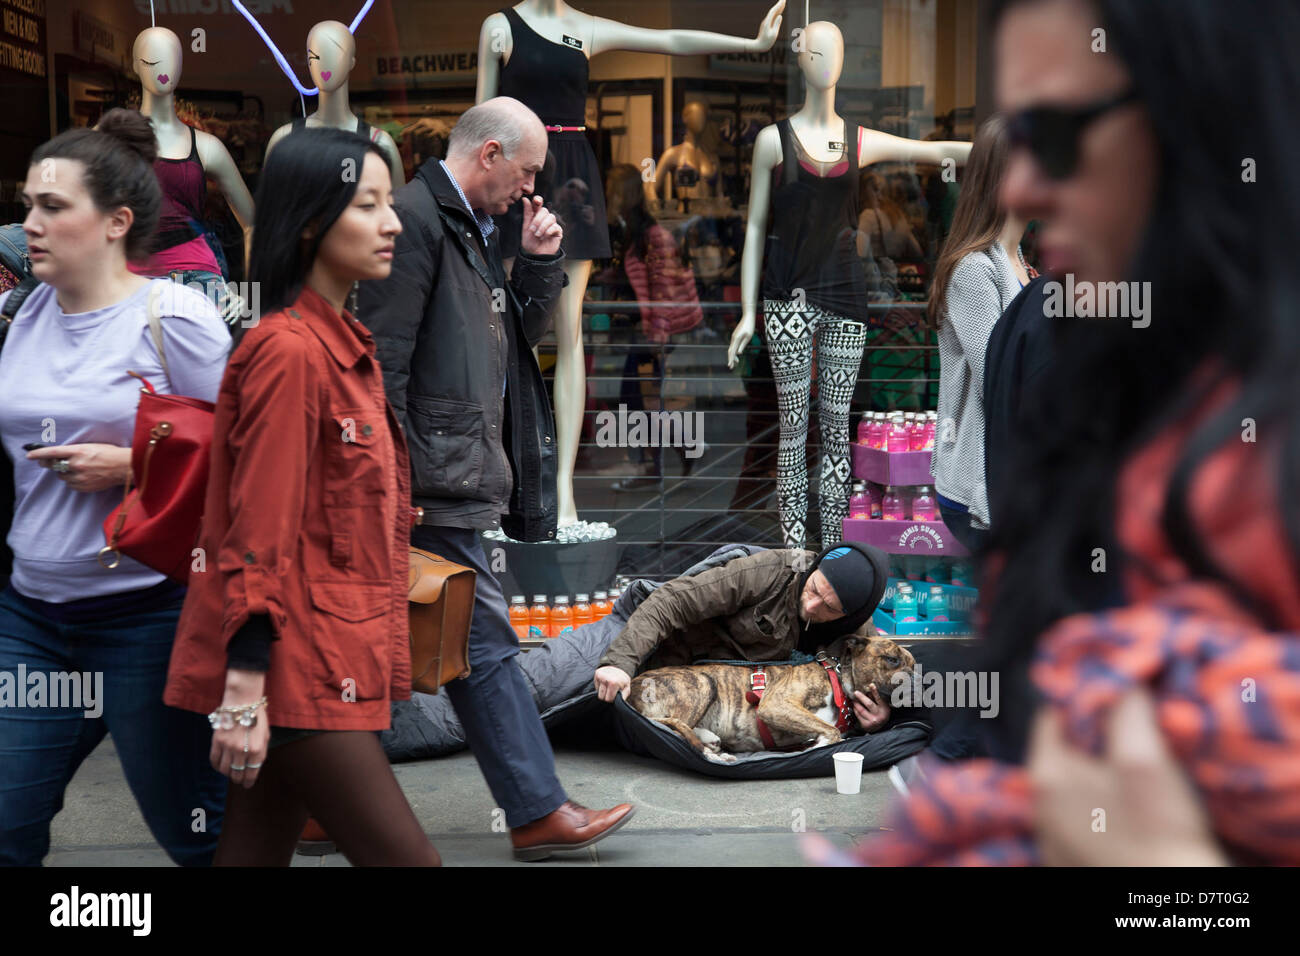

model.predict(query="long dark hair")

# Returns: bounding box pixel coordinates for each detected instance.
[605,163,656,259]
[247,127,387,323]
[31,108,161,263]
[927,115,1010,324]
[981,0,1300,758]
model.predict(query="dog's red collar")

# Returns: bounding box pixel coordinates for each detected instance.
[815,653,855,734]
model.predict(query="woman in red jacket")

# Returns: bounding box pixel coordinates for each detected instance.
[164,128,440,866]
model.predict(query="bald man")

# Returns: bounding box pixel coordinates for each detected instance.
[359,98,635,862]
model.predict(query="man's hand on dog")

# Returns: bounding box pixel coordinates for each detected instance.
[852,685,890,733]
[520,195,563,257]
[594,665,632,703]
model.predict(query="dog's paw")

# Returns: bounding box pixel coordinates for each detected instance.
[812,733,843,749]
[695,727,723,753]
[704,750,738,764]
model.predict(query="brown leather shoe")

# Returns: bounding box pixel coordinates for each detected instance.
[295,817,337,856]
[510,801,635,862]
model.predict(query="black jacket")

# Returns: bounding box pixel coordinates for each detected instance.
[983,275,1052,528]
[359,160,565,541]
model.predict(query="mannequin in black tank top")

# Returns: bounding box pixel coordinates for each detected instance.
[476,0,787,531]
[728,20,973,549]
[263,20,405,188]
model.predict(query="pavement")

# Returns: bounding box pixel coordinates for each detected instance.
[46,736,901,867]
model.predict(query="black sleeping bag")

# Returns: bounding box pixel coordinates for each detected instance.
[382,543,933,777]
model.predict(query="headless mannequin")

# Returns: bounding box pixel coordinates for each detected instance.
[728,21,972,548]
[133,27,254,272]
[264,21,405,187]
[477,0,786,529]
[649,101,721,209]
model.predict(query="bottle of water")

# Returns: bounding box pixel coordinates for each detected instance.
[894,585,918,623]
[928,586,949,622]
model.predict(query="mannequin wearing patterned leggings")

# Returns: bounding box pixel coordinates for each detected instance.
[727,21,972,549]
[763,298,866,547]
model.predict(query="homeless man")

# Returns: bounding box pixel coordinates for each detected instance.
[359,97,634,862]
[592,543,895,732]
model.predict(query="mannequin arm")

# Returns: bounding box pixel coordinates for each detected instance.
[651,147,680,203]
[475,12,507,104]
[197,131,254,272]
[374,129,406,188]
[858,127,973,168]
[728,123,779,369]
[590,0,784,57]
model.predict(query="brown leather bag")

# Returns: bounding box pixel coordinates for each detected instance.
[407,547,475,694]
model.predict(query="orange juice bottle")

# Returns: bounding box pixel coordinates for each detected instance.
[528,595,549,640]
[573,593,593,628]
[592,590,611,620]
[550,595,573,638]
[508,595,529,638]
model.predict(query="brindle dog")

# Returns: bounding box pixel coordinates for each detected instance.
[627,636,916,761]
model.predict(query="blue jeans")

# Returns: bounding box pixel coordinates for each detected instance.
[411,526,567,828]
[0,585,226,865]
[166,270,239,328]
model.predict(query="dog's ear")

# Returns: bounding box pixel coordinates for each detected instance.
[846,635,866,650]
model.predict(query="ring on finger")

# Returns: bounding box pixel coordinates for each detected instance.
[230,764,246,772]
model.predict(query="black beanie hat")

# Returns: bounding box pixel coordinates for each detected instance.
[815,546,877,616]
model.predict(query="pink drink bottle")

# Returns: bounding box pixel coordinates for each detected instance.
[848,481,871,519]
[924,411,937,450]
[882,485,905,520]
[857,413,872,445]
[912,485,937,521]
[887,414,909,453]
[868,482,883,519]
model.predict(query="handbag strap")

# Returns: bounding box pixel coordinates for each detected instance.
[0,276,40,350]
[144,287,171,386]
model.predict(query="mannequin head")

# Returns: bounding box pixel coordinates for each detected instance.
[797,21,844,91]
[682,102,709,136]
[307,21,356,94]
[133,27,183,97]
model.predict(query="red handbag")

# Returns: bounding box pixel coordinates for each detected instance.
[98,309,215,583]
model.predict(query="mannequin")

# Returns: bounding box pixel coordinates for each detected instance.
[649,101,722,209]
[477,0,787,530]
[264,20,405,187]
[726,20,972,549]
[130,27,254,318]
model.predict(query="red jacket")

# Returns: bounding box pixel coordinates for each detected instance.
[165,286,412,730]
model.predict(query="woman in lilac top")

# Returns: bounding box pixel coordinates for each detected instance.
[0,109,231,866]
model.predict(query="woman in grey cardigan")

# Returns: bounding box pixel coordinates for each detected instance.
[929,115,1033,552]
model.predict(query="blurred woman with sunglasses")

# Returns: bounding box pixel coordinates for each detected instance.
[849,0,1300,865]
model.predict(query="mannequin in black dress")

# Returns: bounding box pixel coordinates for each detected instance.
[477,0,787,533]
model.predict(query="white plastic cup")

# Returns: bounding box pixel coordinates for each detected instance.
[833,752,865,794]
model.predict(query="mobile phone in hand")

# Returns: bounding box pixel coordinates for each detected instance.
[22,442,49,451]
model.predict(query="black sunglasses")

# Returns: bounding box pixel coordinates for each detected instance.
[1006,88,1140,180]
